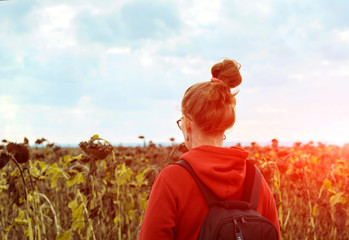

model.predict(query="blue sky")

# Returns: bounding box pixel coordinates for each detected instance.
[1,0,348,146]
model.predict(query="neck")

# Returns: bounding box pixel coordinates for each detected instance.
[190,130,224,149]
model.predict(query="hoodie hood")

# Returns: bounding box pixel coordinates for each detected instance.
[180,145,249,200]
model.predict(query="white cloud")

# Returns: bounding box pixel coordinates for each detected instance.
[333,28,349,44]
[293,20,323,38]
[139,55,154,67]
[185,0,222,26]
[233,0,275,17]
[253,106,287,113]
[0,95,18,121]
[244,88,259,94]
[1,0,349,145]
[0,94,182,145]
[106,47,131,55]
[30,5,79,49]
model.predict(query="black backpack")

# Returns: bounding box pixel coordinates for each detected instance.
[176,160,279,240]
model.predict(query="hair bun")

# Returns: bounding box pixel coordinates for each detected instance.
[211,59,242,88]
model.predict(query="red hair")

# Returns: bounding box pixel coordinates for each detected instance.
[181,59,242,136]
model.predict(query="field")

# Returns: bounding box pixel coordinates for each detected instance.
[0,135,348,240]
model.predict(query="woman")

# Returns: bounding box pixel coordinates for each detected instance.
[138,59,281,239]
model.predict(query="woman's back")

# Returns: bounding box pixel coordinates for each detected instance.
[139,146,280,239]
[138,59,281,239]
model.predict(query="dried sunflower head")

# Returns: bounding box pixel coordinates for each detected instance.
[178,142,189,153]
[6,142,30,164]
[0,150,12,169]
[35,138,47,145]
[79,140,113,160]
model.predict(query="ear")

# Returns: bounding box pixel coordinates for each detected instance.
[184,116,192,133]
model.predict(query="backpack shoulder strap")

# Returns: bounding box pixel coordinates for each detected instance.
[175,160,219,206]
[243,160,262,210]
[175,159,262,210]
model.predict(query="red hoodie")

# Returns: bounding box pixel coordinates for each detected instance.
[139,145,281,239]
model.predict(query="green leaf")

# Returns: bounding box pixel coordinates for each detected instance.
[77,173,84,184]
[330,192,346,206]
[114,216,120,225]
[69,202,85,232]
[63,155,71,163]
[128,209,135,221]
[72,220,85,233]
[14,218,28,225]
[312,204,318,217]
[68,199,78,210]
[138,192,149,211]
[91,134,100,140]
[11,168,20,177]
[48,163,63,189]
[72,203,83,220]
[51,168,60,189]
[3,223,13,233]
[115,165,133,185]
[67,173,84,187]
[37,161,47,172]
[72,154,84,161]
[56,229,72,240]
[136,169,148,187]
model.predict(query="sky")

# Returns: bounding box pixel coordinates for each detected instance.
[0,0,348,146]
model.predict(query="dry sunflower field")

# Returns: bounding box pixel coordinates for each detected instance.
[0,135,348,240]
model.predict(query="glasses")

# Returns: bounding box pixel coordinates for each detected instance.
[177,116,192,130]
[176,118,183,130]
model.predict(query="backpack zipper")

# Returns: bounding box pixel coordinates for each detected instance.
[214,215,278,240]
[233,218,244,240]
[240,215,247,226]
[214,217,246,240]
[240,215,279,236]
